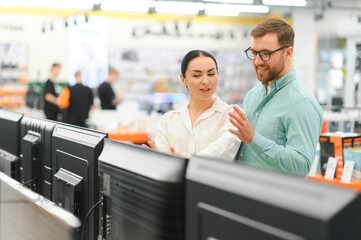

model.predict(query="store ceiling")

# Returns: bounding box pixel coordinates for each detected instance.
[307,0,361,9]
[1,0,361,16]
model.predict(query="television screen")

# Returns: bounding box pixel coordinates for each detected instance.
[51,124,106,240]
[98,139,188,240]
[0,149,21,180]
[0,109,23,180]
[20,116,56,198]
[0,109,23,156]
[186,156,361,240]
[0,171,81,240]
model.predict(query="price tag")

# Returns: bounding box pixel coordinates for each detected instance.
[324,157,337,180]
[341,161,355,184]
[308,156,319,177]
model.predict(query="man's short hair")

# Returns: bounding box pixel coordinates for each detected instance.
[251,17,294,47]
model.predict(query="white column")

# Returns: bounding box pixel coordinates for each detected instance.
[292,9,317,96]
[344,37,356,107]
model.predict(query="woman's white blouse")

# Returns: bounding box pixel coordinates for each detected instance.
[155,97,241,161]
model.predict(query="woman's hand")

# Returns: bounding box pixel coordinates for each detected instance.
[141,140,159,151]
[142,141,179,156]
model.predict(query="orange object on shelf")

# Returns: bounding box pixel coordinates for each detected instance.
[108,129,149,144]
[308,174,361,193]
[321,120,327,134]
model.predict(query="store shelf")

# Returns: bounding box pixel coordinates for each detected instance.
[108,128,149,144]
[308,174,361,193]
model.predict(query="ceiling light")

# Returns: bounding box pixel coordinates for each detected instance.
[0,0,94,10]
[156,1,204,15]
[101,0,156,12]
[205,3,269,16]
[204,0,253,3]
[262,0,307,7]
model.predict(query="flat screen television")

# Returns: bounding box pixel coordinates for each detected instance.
[20,116,56,199]
[0,171,81,240]
[51,124,107,240]
[186,156,361,240]
[0,109,23,180]
[98,139,188,240]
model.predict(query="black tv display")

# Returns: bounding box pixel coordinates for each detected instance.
[0,171,81,240]
[51,124,106,240]
[0,109,23,156]
[0,109,23,180]
[20,116,56,199]
[186,156,361,240]
[98,139,188,240]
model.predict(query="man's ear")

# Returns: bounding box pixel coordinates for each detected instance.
[285,46,294,60]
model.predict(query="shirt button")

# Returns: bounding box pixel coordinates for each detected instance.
[240,153,243,157]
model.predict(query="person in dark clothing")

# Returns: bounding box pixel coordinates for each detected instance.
[43,62,61,120]
[97,67,122,109]
[68,71,94,127]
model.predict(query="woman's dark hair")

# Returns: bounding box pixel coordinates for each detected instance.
[181,50,218,77]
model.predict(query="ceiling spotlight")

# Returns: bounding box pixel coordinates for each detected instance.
[148,6,156,14]
[93,3,101,10]
[314,13,324,21]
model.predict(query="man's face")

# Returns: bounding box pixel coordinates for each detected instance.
[109,72,118,83]
[51,66,61,78]
[250,33,291,83]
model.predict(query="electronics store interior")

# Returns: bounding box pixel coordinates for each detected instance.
[1,0,361,239]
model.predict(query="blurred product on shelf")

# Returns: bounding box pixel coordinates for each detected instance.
[344,147,361,179]
[319,132,361,179]
[0,84,27,109]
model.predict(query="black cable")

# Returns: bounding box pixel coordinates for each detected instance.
[81,200,102,240]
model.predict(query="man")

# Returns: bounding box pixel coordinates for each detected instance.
[97,67,122,110]
[43,62,61,120]
[229,18,323,177]
[67,71,94,127]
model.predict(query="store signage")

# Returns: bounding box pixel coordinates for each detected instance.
[341,160,355,184]
[324,157,337,180]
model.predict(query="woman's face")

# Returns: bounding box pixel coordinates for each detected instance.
[181,56,218,102]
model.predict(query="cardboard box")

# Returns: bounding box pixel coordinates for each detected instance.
[319,132,361,179]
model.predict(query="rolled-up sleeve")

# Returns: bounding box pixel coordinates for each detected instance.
[248,99,323,177]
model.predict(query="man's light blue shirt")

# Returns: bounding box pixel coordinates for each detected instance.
[236,70,323,177]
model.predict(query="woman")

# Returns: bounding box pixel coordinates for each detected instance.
[147,50,240,160]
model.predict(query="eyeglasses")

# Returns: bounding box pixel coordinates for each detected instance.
[245,46,289,61]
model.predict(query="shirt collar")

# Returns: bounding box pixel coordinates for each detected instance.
[176,96,227,115]
[261,70,296,97]
[270,69,296,91]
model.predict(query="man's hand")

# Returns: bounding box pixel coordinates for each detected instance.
[229,105,255,144]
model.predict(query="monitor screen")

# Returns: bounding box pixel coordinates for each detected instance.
[51,124,106,240]
[0,171,81,240]
[0,109,23,180]
[186,156,361,240]
[98,139,188,240]
[0,149,21,181]
[0,109,23,156]
[20,116,56,198]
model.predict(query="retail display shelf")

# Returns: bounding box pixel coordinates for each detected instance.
[308,174,361,193]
